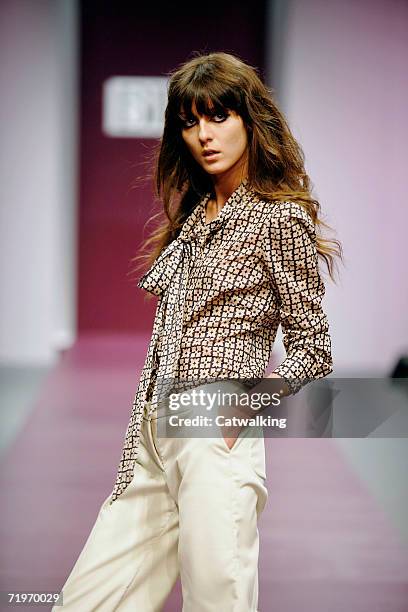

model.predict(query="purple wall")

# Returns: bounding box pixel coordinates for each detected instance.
[78,0,267,333]
[277,0,408,373]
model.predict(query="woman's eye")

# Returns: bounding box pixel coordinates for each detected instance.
[182,117,196,128]
[213,112,229,122]
[180,111,229,129]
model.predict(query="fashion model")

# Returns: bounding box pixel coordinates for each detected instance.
[54,51,341,611]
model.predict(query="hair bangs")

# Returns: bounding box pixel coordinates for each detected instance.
[176,79,242,120]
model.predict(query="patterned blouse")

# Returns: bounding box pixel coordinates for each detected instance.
[109,180,333,504]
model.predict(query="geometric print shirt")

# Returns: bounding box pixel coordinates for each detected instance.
[109,179,333,504]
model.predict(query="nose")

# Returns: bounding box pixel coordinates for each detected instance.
[198,117,213,144]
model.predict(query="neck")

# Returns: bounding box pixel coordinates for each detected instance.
[210,165,248,208]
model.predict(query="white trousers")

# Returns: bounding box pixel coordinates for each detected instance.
[53,382,268,612]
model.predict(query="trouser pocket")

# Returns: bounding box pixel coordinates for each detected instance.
[143,410,165,471]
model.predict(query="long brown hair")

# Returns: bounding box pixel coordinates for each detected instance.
[132,51,342,283]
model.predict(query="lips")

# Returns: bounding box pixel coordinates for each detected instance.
[203,150,220,157]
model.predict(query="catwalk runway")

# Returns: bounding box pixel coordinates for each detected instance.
[1,335,407,611]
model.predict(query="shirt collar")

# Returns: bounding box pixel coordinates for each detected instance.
[179,179,256,241]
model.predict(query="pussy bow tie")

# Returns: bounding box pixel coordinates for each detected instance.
[136,234,195,297]
[134,194,221,388]
[137,197,224,297]
[137,180,252,297]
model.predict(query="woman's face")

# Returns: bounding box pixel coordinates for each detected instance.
[180,100,248,180]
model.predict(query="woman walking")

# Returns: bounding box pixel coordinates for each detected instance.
[53,51,340,611]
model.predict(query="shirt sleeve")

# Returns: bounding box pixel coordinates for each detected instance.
[262,201,333,395]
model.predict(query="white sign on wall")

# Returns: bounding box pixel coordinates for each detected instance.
[102,76,169,138]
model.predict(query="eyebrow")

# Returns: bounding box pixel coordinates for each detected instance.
[178,106,226,120]
[178,108,198,118]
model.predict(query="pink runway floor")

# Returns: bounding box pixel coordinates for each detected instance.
[1,334,407,611]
